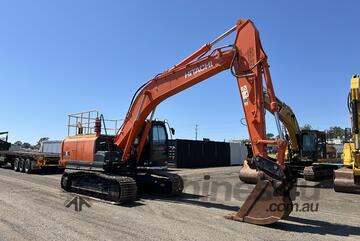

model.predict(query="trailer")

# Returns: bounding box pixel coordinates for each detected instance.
[0,132,62,173]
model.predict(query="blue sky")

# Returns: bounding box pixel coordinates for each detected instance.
[0,0,359,144]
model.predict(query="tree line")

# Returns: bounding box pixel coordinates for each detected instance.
[300,124,347,140]
[264,125,348,141]
[13,137,50,150]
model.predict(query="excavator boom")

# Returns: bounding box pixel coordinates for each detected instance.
[112,19,296,225]
[115,20,287,165]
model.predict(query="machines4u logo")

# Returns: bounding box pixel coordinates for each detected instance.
[65,195,91,212]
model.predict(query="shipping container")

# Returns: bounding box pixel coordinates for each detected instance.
[168,139,230,168]
[229,142,248,165]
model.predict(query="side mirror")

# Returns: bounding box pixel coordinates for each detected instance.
[170,128,175,136]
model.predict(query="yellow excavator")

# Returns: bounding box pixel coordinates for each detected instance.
[334,74,360,193]
[240,91,340,183]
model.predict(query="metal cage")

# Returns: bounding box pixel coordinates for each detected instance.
[67,110,121,136]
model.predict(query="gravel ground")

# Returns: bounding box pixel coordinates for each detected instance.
[0,166,359,241]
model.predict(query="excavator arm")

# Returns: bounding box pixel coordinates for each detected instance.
[240,92,301,184]
[264,92,301,154]
[114,19,296,225]
[115,19,286,165]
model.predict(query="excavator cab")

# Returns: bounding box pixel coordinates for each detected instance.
[299,130,326,160]
[138,121,171,169]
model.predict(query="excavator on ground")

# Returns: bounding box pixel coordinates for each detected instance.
[240,93,340,183]
[334,74,360,194]
[60,19,296,225]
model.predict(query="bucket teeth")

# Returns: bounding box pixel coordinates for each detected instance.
[229,156,296,225]
[226,171,294,225]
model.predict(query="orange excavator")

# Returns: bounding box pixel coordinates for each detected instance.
[60,19,296,225]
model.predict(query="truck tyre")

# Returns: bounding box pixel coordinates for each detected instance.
[19,158,25,173]
[24,158,32,174]
[14,158,20,172]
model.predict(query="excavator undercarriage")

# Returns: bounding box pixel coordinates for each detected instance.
[61,170,138,203]
[61,169,184,203]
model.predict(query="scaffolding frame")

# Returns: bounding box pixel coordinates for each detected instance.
[67,110,121,136]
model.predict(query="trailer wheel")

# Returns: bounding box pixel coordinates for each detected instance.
[19,158,25,173]
[24,159,32,174]
[14,158,20,172]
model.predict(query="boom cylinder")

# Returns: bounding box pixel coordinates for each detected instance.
[210,25,237,47]
[274,112,284,140]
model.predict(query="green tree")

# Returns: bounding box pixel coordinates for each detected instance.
[301,124,312,130]
[22,142,32,149]
[240,139,250,144]
[266,133,274,139]
[13,141,22,146]
[326,126,345,140]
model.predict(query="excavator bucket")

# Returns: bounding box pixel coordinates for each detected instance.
[334,167,360,194]
[226,157,296,225]
[239,159,258,184]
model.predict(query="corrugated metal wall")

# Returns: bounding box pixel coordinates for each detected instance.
[229,142,248,165]
[169,139,230,168]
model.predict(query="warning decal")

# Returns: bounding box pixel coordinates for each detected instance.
[241,85,249,105]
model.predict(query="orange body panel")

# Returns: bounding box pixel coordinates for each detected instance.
[59,135,97,167]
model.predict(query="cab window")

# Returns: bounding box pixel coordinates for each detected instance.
[152,125,167,144]
[302,134,316,152]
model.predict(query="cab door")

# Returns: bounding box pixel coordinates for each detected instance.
[149,123,168,167]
